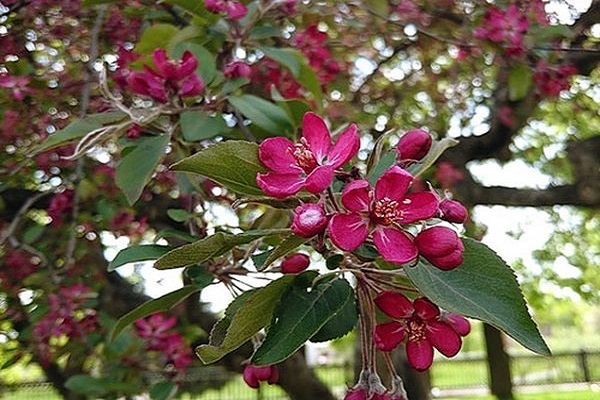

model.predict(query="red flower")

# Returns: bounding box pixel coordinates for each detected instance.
[243,365,279,389]
[374,291,462,371]
[328,166,438,264]
[281,253,310,274]
[257,112,359,198]
[224,61,252,79]
[291,203,328,238]
[414,226,464,270]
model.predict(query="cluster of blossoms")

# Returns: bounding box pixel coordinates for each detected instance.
[47,189,74,226]
[204,0,248,20]
[33,284,99,364]
[533,61,577,97]
[474,4,529,57]
[134,313,193,371]
[0,249,38,293]
[126,49,204,103]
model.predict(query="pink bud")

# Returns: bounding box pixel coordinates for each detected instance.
[243,365,279,389]
[397,129,432,162]
[204,0,226,12]
[414,226,464,270]
[291,203,328,238]
[439,199,468,224]
[225,1,247,20]
[281,253,310,274]
[224,61,252,79]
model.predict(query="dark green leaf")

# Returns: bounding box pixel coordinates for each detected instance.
[221,77,250,95]
[229,95,293,135]
[65,375,137,397]
[251,250,272,270]
[310,288,357,342]
[111,285,205,340]
[154,229,289,270]
[405,238,550,356]
[135,24,179,54]
[109,245,174,271]
[259,46,303,76]
[252,277,354,365]
[298,62,323,103]
[184,265,215,286]
[196,276,294,364]
[262,234,310,270]
[326,254,344,270]
[150,381,177,400]
[172,141,266,196]
[249,25,282,40]
[508,63,533,101]
[116,135,170,205]
[180,110,229,141]
[367,151,397,184]
[167,208,191,222]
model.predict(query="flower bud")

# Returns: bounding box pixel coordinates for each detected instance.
[280,253,310,274]
[439,199,468,224]
[343,387,367,400]
[224,61,252,79]
[396,129,432,162]
[243,365,279,389]
[414,226,464,270]
[291,203,328,238]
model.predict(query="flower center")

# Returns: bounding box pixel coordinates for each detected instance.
[292,138,319,173]
[371,198,401,225]
[406,318,427,342]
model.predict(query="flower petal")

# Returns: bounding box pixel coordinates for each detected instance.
[374,321,406,352]
[258,137,299,173]
[177,51,198,79]
[341,180,371,212]
[413,298,440,320]
[305,165,335,193]
[328,213,369,251]
[374,166,413,202]
[327,123,360,168]
[256,172,305,198]
[302,112,331,161]
[406,339,434,371]
[373,227,418,265]
[429,247,464,270]
[374,291,413,319]
[396,192,439,224]
[444,313,471,336]
[426,320,462,357]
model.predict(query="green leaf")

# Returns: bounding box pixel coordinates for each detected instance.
[135,24,179,54]
[111,285,204,340]
[261,234,310,270]
[150,381,177,400]
[196,275,295,364]
[252,277,354,365]
[259,46,303,76]
[366,0,390,17]
[406,137,459,178]
[34,111,126,153]
[1,353,23,370]
[65,375,137,397]
[116,134,170,205]
[298,62,323,103]
[310,287,357,342]
[154,229,289,270]
[167,208,191,222]
[172,141,266,196]
[180,110,229,141]
[108,245,174,271]
[405,238,550,356]
[229,95,293,135]
[249,25,282,40]
[508,63,533,101]
[165,0,208,18]
[367,150,397,184]
[170,42,217,84]
[184,265,215,286]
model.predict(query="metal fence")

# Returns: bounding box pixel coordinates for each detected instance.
[1,351,598,399]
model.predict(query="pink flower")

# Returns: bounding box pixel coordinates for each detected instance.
[281,253,310,274]
[0,74,31,100]
[435,162,463,188]
[257,112,359,198]
[440,311,471,337]
[374,292,462,371]
[328,166,438,264]
[414,226,464,270]
[126,49,204,103]
[243,365,279,389]
[474,5,529,57]
[533,61,577,97]
[224,61,252,79]
[396,129,432,163]
[438,199,468,224]
[205,0,247,20]
[48,190,74,226]
[162,334,193,370]
[291,203,328,238]
[134,313,178,350]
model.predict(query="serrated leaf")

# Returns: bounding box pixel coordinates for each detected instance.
[252,277,353,365]
[310,287,357,342]
[405,238,550,356]
[196,276,294,364]
[116,135,170,205]
[261,234,310,270]
[111,285,204,340]
[367,150,397,184]
[108,245,174,271]
[170,42,217,84]
[172,141,266,196]
[154,229,289,270]
[180,110,229,141]
[508,63,533,101]
[229,95,293,135]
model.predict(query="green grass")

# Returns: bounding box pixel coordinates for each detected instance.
[431,360,488,387]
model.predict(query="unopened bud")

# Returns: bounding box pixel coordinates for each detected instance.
[414,226,464,270]
[242,365,279,389]
[439,199,468,224]
[291,203,328,238]
[280,253,310,274]
[397,129,432,162]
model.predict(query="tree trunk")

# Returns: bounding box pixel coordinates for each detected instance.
[483,324,513,400]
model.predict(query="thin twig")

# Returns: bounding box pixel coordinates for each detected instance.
[0,191,48,246]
